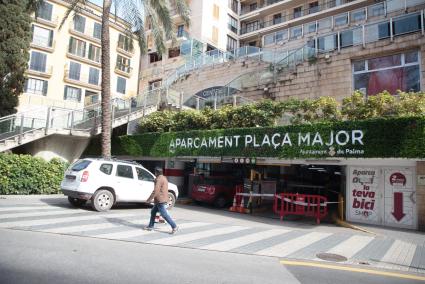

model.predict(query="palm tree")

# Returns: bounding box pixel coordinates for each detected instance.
[60,0,190,157]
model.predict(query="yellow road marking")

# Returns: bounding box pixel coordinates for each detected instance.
[280,260,425,281]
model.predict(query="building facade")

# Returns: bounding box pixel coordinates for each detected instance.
[22,0,140,112]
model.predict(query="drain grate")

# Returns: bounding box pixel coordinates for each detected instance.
[316,253,348,262]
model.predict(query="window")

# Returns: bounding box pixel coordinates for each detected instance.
[93,22,102,39]
[89,67,100,85]
[88,44,101,62]
[318,17,332,31]
[228,15,238,33]
[230,0,238,13]
[136,167,154,181]
[293,6,303,19]
[149,52,162,63]
[245,21,258,33]
[73,15,86,33]
[273,13,282,25]
[116,55,131,73]
[148,79,162,90]
[25,78,48,96]
[71,160,91,171]
[226,35,237,51]
[249,3,257,11]
[32,25,53,47]
[213,4,220,19]
[368,3,385,18]
[85,90,99,105]
[99,164,113,175]
[305,22,317,34]
[264,34,275,46]
[69,61,81,80]
[309,2,319,14]
[340,30,354,48]
[168,47,180,58]
[212,26,219,43]
[353,51,420,96]
[177,25,185,37]
[276,29,288,42]
[36,1,53,21]
[116,77,126,94]
[393,14,422,36]
[69,37,86,57]
[116,165,133,179]
[118,34,133,52]
[64,86,82,102]
[334,13,348,27]
[351,9,366,22]
[29,51,47,72]
[290,26,302,39]
[318,34,337,51]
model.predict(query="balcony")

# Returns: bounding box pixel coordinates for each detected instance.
[32,15,59,28]
[69,26,101,44]
[116,45,134,57]
[27,65,53,79]
[63,69,101,91]
[114,64,133,78]
[241,0,358,16]
[240,0,372,35]
[66,48,101,68]
[30,35,55,53]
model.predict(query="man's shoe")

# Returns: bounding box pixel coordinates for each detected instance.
[170,226,179,234]
[143,226,153,231]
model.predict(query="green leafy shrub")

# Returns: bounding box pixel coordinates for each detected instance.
[135,91,425,133]
[0,154,68,195]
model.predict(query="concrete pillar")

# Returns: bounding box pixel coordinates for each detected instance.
[416,161,425,231]
[164,159,185,196]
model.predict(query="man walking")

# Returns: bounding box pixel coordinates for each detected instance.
[144,167,178,234]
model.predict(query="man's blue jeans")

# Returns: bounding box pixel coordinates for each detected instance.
[148,202,177,229]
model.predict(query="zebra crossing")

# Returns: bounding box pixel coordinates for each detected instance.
[0,204,424,274]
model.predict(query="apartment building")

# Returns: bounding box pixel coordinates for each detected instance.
[22,0,140,111]
[139,0,240,93]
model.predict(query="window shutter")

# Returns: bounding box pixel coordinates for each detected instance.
[77,89,82,102]
[64,86,68,100]
[42,81,48,96]
[48,30,53,47]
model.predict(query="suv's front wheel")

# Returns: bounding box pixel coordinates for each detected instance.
[166,191,176,209]
[91,189,114,212]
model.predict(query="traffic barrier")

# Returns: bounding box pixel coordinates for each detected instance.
[229,184,246,213]
[273,193,328,224]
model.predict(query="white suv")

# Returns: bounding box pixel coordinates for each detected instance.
[60,158,179,212]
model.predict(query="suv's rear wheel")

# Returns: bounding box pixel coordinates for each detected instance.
[68,197,87,207]
[91,189,114,212]
[166,192,176,209]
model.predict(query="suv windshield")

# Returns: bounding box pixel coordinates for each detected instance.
[71,160,92,172]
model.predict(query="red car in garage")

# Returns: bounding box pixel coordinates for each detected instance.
[192,176,242,208]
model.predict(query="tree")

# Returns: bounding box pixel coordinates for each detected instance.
[61,0,190,157]
[0,0,34,116]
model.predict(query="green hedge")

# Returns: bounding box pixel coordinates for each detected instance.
[112,117,425,159]
[0,154,68,195]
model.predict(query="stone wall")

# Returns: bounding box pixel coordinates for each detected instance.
[170,33,425,103]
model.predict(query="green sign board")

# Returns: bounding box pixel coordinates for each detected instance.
[112,117,425,159]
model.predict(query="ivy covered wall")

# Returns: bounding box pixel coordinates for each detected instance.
[107,117,425,159]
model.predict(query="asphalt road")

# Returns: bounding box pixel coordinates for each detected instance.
[1,228,423,284]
